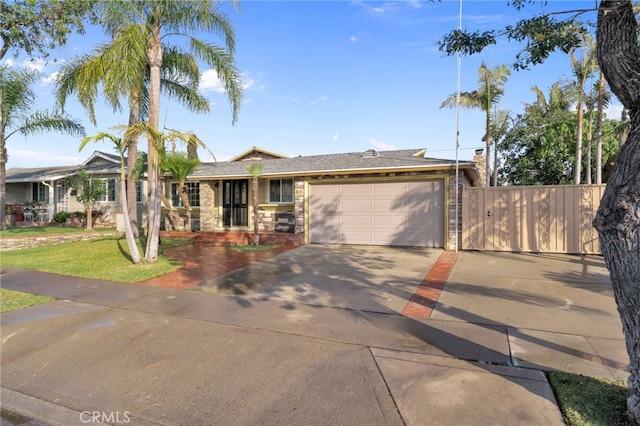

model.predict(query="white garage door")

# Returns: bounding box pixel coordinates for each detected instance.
[309,180,444,247]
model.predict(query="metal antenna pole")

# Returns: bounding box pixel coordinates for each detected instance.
[455,0,462,253]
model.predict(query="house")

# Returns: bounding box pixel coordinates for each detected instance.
[5,151,133,225]
[5,147,483,250]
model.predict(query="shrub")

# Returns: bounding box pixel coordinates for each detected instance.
[53,211,69,223]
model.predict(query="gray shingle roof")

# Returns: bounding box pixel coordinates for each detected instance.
[193,149,474,178]
[6,151,121,183]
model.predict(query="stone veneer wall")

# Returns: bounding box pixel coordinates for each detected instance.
[0,231,122,251]
[199,182,217,231]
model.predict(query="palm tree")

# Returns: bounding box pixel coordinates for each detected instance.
[594,72,610,184]
[79,132,142,263]
[563,33,597,184]
[55,24,213,239]
[441,62,511,186]
[162,152,201,232]
[245,162,263,246]
[93,0,243,263]
[491,109,511,185]
[0,66,85,229]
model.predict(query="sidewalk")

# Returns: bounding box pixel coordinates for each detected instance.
[0,248,628,425]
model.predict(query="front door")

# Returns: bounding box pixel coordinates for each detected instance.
[223,179,249,227]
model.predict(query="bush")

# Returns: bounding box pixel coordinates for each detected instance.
[53,211,69,223]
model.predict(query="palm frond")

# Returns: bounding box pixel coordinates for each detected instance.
[7,111,85,140]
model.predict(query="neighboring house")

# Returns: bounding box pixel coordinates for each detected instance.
[6,147,483,250]
[5,151,144,225]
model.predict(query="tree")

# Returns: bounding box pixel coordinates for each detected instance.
[499,85,578,185]
[245,162,263,246]
[0,0,91,61]
[55,24,212,239]
[490,108,511,185]
[65,169,108,232]
[563,33,597,184]
[162,152,201,232]
[79,132,142,264]
[0,66,85,230]
[440,62,511,186]
[93,0,243,263]
[439,1,640,421]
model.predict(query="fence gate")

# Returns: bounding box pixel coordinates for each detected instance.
[462,185,605,254]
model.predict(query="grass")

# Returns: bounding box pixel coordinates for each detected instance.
[230,244,280,252]
[0,226,107,237]
[548,371,632,426]
[0,236,192,283]
[0,288,56,312]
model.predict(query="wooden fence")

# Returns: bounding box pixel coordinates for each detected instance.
[461,185,605,254]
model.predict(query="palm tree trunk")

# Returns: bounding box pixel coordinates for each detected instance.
[178,183,192,231]
[586,108,593,185]
[127,91,140,238]
[575,101,584,184]
[120,173,141,263]
[595,73,605,184]
[145,28,163,263]
[485,111,491,187]
[252,176,259,246]
[0,89,6,231]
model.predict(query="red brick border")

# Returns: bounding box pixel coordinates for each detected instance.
[401,251,458,318]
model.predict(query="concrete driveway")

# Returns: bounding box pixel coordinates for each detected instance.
[193,244,441,314]
[0,245,630,425]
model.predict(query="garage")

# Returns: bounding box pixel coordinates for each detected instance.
[309,180,445,247]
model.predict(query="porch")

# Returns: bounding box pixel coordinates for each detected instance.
[160,230,303,247]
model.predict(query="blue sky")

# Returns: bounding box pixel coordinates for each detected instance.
[4,0,621,169]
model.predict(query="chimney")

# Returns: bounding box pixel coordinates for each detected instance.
[473,149,486,187]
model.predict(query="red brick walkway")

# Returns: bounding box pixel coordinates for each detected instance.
[401,251,458,319]
[137,244,295,290]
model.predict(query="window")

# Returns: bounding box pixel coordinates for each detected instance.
[171,182,200,207]
[32,182,47,202]
[269,179,294,203]
[97,179,116,202]
[125,180,143,202]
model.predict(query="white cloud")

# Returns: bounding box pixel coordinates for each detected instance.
[333,133,339,141]
[350,35,359,43]
[201,69,265,94]
[200,69,225,93]
[367,137,397,151]
[311,95,328,105]
[23,58,47,72]
[42,72,59,86]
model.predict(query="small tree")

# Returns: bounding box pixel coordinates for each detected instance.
[66,169,107,231]
[162,152,201,232]
[79,132,142,263]
[245,162,263,246]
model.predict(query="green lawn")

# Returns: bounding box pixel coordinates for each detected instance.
[0,236,191,283]
[548,371,632,426]
[0,226,111,237]
[0,288,56,312]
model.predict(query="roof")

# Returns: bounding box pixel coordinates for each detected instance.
[6,151,121,183]
[228,146,289,162]
[193,148,477,179]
